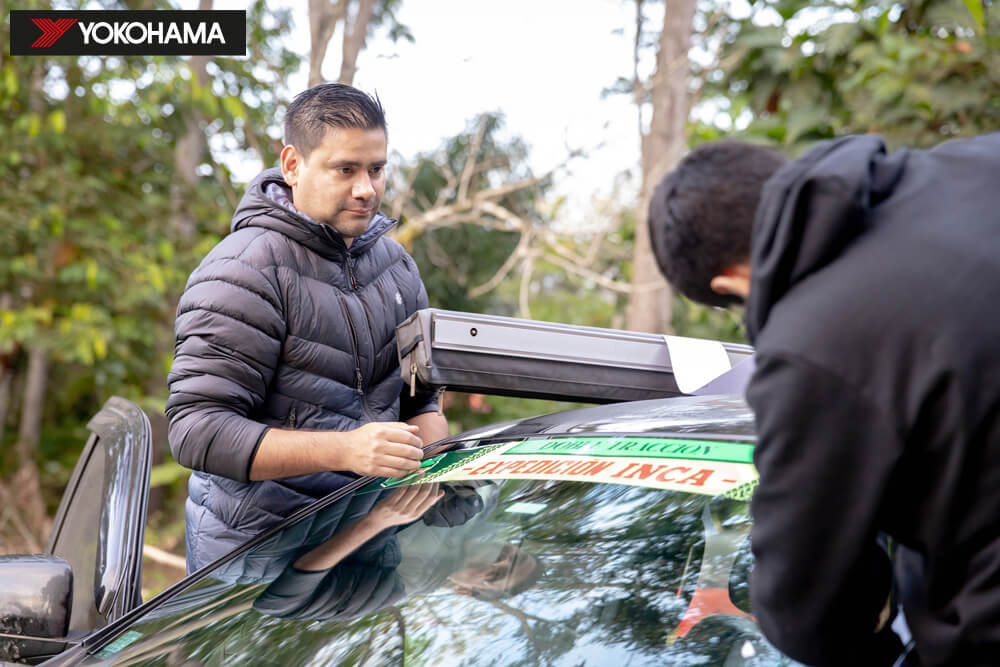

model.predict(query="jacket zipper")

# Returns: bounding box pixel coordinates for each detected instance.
[337,293,373,421]
[347,256,360,291]
[286,407,297,429]
[346,256,380,418]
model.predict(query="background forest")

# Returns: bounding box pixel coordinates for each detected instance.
[1,0,998,594]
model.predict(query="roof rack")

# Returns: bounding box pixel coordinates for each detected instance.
[396,309,752,404]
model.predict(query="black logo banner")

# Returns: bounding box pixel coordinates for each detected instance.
[10,10,246,56]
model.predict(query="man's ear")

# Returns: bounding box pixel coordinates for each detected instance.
[709,263,752,300]
[279,145,301,187]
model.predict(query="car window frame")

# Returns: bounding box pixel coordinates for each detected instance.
[46,397,152,632]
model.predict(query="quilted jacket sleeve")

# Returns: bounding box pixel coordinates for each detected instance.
[166,239,286,482]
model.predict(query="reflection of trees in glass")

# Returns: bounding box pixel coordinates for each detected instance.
[389,481,760,665]
[97,481,777,666]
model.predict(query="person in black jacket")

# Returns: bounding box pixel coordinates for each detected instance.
[166,83,449,572]
[646,133,1000,667]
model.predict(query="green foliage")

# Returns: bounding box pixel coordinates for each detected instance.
[707,0,1000,151]
[0,1,300,537]
[671,296,746,344]
[681,0,1000,343]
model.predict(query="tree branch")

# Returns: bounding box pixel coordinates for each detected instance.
[143,544,187,572]
[467,229,532,298]
[339,0,377,85]
[309,0,348,87]
[519,251,536,319]
[457,116,488,203]
[542,250,663,294]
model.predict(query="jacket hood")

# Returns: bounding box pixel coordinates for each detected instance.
[745,135,908,342]
[231,167,396,258]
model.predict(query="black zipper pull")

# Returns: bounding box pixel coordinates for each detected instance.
[347,258,360,290]
[355,368,364,395]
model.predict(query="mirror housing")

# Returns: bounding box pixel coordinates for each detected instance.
[0,554,72,661]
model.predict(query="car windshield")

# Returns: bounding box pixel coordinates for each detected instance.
[80,443,803,666]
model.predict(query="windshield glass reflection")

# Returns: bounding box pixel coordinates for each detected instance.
[84,478,802,666]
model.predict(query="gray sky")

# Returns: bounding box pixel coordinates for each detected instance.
[208,0,648,232]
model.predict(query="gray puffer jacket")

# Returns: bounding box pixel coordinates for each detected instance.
[166,168,437,572]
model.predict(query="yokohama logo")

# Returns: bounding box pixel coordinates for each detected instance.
[10,10,246,56]
[30,18,77,48]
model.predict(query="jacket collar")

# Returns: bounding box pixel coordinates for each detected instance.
[231,168,396,260]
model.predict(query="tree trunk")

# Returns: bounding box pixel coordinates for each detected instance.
[0,294,14,441]
[625,0,696,333]
[169,0,211,242]
[338,0,377,85]
[14,345,50,545]
[309,0,347,87]
[0,364,12,445]
[157,3,212,516]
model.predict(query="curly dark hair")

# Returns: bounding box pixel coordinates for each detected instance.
[284,83,386,158]
[648,140,787,307]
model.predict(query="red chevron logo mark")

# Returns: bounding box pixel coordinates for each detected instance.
[30,18,78,48]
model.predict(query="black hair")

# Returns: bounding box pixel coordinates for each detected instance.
[648,140,787,308]
[283,83,387,158]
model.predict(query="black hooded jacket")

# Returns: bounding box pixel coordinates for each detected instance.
[744,133,1000,667]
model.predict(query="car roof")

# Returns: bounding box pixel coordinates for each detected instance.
[438,394,754,446]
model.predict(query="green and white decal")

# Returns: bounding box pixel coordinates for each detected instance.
[365,436,757,499]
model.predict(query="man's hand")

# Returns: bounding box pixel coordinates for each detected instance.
[366,483,444,531]
[249,421,424,481]
[293,483,443,572]
[342,422,424,477]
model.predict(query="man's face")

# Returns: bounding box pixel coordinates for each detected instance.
[447,544,539,596]
[280,126,387,246]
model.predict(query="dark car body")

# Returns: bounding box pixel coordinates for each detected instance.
[1,393,817,666]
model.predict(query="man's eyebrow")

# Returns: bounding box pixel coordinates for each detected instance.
[327,159,387,168]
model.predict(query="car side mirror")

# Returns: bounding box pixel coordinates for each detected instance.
[0,554,73,661]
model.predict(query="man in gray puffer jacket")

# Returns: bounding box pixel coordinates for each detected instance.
[166,83,449,573]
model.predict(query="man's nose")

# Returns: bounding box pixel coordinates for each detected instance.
[352,175,375,199]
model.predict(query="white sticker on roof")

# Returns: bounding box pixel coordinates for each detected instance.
[665,335,733,394]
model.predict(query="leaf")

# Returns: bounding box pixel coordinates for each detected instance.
[49,110,66,134]
[963,0,985,33]
[150,461,191,487]
[817,22,862,58]
[222,94,245,121]
[158,240,174,262]
[3,65,17,95]
[148,264,166,293]
[93,334,107,360]
[86,259,98,288]
[877,7,891,36]
[784,105,828,144]
[735,26,786,50]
